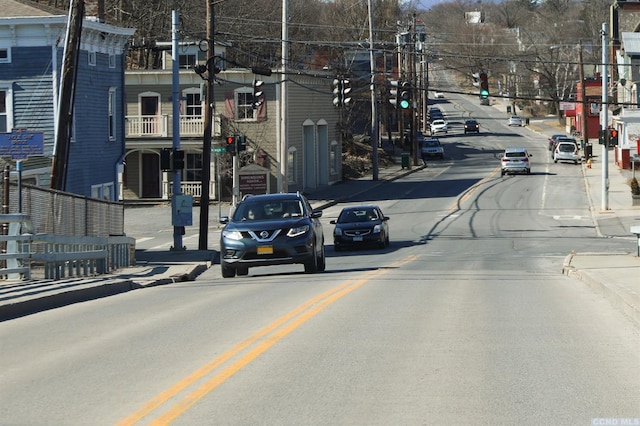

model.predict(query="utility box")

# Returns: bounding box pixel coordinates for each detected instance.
[172,194,193,227]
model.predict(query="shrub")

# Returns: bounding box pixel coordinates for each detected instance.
[630,177,640,195]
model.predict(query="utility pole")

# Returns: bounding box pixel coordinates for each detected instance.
[171,10,185,251]
[578,42,588,154]
[51,0,84,191]
[601,22,610,211]
[410,12,417,166]
[367,0,378,180]
[198,0,215,250]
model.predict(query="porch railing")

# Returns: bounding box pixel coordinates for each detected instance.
[126,115,221,138]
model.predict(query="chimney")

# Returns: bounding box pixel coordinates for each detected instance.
[84,0,105,23]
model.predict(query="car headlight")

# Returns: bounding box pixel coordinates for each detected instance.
[334,227,343,236]
[373,224,382,233]
[287,224,309,237]
[222,230,243,241]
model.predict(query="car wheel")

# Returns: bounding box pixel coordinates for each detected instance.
[304,244,319,273]
[221,262,236,278]
[236,266,249,276]
[526,169,531,175]
[317,243,326,272]
[554,158,558,163]
[574,160,578,165]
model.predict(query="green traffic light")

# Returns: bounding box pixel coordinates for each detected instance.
[400,100,410,109]
[480,90,489,99]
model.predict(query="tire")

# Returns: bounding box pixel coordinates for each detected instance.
[501,170,505,176]
[304,244,319,273]
[554,159,558,163]
[221,262,236,278]
[317,244,326,272]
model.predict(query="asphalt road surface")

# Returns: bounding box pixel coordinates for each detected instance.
[1,87,638,425]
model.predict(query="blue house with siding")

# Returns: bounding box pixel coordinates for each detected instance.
[0,0,135,200]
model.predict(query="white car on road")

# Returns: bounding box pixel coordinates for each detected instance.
[430,119,448,134]
[508,115,523,126]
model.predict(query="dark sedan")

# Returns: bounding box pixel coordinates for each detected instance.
[330,205,390,251]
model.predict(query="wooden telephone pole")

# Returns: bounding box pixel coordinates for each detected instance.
[51,0,84,191]
[198,0,215,250]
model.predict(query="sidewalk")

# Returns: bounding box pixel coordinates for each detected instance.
[2,119,639,324]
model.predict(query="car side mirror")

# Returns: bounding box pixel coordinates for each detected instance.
[220,216,229,224]
[329,220,336,224]
[311,210,323,218]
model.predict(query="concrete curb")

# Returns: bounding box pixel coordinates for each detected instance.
[562,253,640,327]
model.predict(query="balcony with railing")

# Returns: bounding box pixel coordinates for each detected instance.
[125,115,221,138]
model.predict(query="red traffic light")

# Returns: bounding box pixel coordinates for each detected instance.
[611,129,618,138]
[226,136,235,145]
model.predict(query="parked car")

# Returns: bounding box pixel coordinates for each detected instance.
[433,91,445,98]
[550,136,578,153]
[420,138,445,159]
[501,148,532,176]
[548,134,567,151]
[430,119,448,134]
[330,205,390,251]
[464,119,480,134]
[219,193,325,277]
[553,141,580,164]
[508,115,523,126]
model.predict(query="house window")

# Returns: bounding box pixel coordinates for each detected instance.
[184,153,202,182]
[91,182,114,201]
[179,54,196,69]
[88,51,97,66]
[108,88,117,141]
[287,147,297,184]
[0,47,9,63]
[235,89,256,121]
[109,53,116,68]
[184,91,202,117]
[0,87,12,132]
[330,141,340,175]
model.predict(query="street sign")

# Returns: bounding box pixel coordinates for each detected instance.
[211,147,226,153]
[0,129,44,159]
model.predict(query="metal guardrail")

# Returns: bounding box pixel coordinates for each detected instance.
[1,214,135,281]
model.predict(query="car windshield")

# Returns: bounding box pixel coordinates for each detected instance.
[338,209,378,223]
[424,140,439,147]
[234,200,303,221]
[558,144,576,152]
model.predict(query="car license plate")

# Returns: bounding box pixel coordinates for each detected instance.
[257,245,273,255]
[353,236,363,242]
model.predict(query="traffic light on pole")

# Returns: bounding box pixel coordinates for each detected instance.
[479,72,489,99]
[609,128,619,146]
[389,80,399,108]
[173,149,185,170]
[160,148,172,171]
[226,135,236,155]
[332,78,343,107]
[472,72,480,88]
[252,78,264,109]
[400,81,411,109]
[341,79,352,106]
[237,135,247,152]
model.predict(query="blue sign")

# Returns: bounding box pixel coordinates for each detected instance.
[0,129,44,159]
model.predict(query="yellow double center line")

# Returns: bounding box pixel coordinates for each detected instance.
[118,255,418,425]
